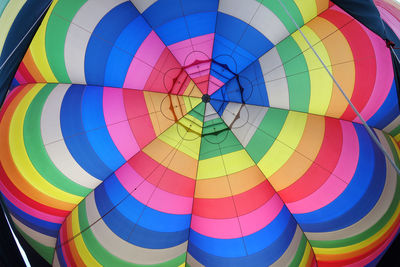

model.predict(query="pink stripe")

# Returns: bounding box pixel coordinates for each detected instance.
[59,226,73,267]
[116,163,191,213]
[286,121,359,213]
[378,7,400,38]
[115,163,144,192]
[168,33,214,66]
[354,25,393,123]
[191,194,283,238]
[148,188,193,214]
[103,87,139,160]
[123,31,165,89]
[190,215,242,239]
[239,194,283,236]
[0,182,65,223]
[185,62,211,78]
[14,71,27,85]
[208,75,224,95]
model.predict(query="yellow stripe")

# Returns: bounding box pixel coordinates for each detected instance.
[292,26,332,116]
[299,242,312,267]
[222,150,254,174]
[294,0,317,24]
[9,83,82,204]
[183,96,201,111]
[197,150,254,180]
[29,0,58,82]
[0,0,26,54]
[198,155,225,179]
[258,111,307,187]
[158,114,202,159]
[71,208,101,266]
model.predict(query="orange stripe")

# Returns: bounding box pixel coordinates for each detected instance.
[307,16,356,119]
[316,0,330,14]
[0,85,74,211]
[269,114,324,191]
[306,246,315,267]
[22,48,45,82]
[66,215,85,266]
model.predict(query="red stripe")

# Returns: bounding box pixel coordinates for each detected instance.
[321,9,377,121]
[278,117,343,202]
[123,90,156,148]
[0,163,69,217]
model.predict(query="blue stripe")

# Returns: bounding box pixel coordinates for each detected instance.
[294,124,386,232]
[3,196,60,237]
[104,16,151,87]
[60,85,113,180]
[155,12,217,45]
[367,80,400,129]
[85,2,139,86]
[56,239,68,267]
[210,98,229,115]
[142,0,182,28]
[81,86,125,171]
[95,175,191,248]
[188,208,296,266]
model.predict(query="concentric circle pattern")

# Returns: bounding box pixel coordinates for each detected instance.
[1,0,400,266]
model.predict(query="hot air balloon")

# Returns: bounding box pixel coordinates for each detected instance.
[1,0,400,266]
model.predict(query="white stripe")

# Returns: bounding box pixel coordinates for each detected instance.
[259,47,290,109]
[223,104,267,147]
[64,0,126,84]
[383,114,400,133]
[219,0,289,44]
[11,215,56,247]
[271,226,305,266]
[218,0,260,24]
[41,84,101,189]
[130,0,157,13]
[250,4,289,44]
[204,103,219,122]
[85,192,188,264]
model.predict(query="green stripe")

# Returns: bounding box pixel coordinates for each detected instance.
[188,102,205,122]
[258,0,304,34]
[310,133,400,248]
[15,224,54,264]
[289,235,307,267]
[389,124,400,138]
[23,83,91,197]
[245,108,288,163]
[276,36,310,113]
[0,0,10,17]
[78,201,186,266]
[200,117,243,160]
[45,0,87,82]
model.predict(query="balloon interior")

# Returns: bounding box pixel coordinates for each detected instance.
[1,0,400,266]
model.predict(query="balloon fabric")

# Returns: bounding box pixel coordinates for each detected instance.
[1,0,400,266]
